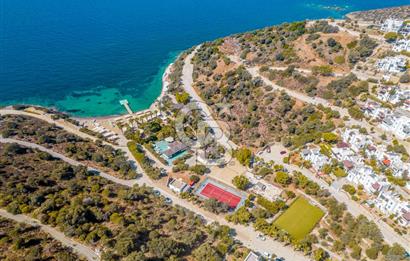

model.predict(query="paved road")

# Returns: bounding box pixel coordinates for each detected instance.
[0,137,309,261]
[0,109,99,142]
[181,48,238,151]
[0,209,99,261]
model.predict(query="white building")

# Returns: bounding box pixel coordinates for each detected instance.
[376,56,407,74]
[374,190,410,227]
[393,39,410,53]
[383,152,410,178]
[377,86,410,105]
[381,115,410,140]
[362,102,390,121]
[399,23,410,37]
[167,178,188,193]
[342,129,373,153]
[301,148,328,171]
[381,19,404,33]
[347,165,389,194]
[244,251,261,261]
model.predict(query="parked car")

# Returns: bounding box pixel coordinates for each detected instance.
[153,190,161,196]
[263,252,272,259]
[257,234,266,241]
[165,197,172,204]
[88,169,100,175]
[160,168,167,176]
[280,151,287,155]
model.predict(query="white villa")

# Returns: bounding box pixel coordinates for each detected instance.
[301,148,328,171]
[332,144,364,169]
[381,115,410,140]
[346,165,389,194]
[167,178,188,193]
[374,190,410,227]
[377,86,410,105]
[342,129,373,153]
[381,19,404,33]
[376,56,407,74]
[362,102,390,121]
[337,128,410,227]
[393,39,410,53]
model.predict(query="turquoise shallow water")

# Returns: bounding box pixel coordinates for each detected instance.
[1,0,409,117]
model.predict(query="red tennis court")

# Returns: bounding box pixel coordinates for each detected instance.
[199,183,241,208]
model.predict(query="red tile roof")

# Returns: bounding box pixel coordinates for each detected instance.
[337,142,349,148]
[382,159,391,166]
[372,182,381,191]
[403,212,410,222]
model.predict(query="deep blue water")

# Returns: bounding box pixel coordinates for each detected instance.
[1,0,409,116]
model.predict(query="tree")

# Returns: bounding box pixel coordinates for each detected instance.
[351,245,362,260]
[232,175,250,190]
[334,55,345,64]
[342,184,356,195]
[275,171,290,186]
[147,238,182,259]
[333,167,347,177]
[312,65,333,76]
[115,236,137,256]
[385,243,406,261]
[294,172,309,188]
[225,206,251,224]
[190,164,209,175]
[189,175,200,184]
[2,143,26,156]
[193,243,222,261]
[327,37,337,47]
[365,246,379,260]
[313,248,329,261]
[384,32,399,42]
[234,147,252,167]
[256,196,285,215]
[348,106,364,120]
[399,73,410,83]
[175,91,190,104]
[258,167,273,177]
[322,132,339,143]
[204,199,229,213]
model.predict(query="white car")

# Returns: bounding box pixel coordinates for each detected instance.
[257,234,266,241]
[263,252,272,259]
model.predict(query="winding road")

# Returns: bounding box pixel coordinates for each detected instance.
[181,47,238,152]
[0,136,310,261]
[177,50,410,251]
[0,209,99,261]
[1,40,408,258]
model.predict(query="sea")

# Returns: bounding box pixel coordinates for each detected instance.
[1,0,409,117]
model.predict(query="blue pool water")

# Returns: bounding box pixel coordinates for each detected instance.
[154,140,188,165]
[1,0,409,116]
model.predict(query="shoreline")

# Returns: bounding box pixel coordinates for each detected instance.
[72,59,176,122]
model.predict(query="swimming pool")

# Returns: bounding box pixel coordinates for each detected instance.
[154,140,188,165]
